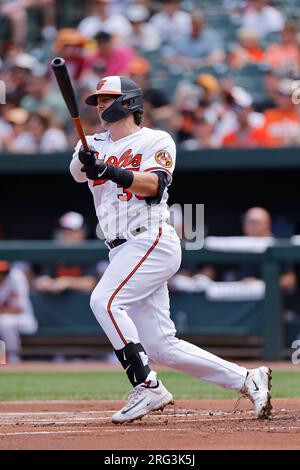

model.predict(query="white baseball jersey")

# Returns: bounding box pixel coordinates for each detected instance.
[71,127,176,241]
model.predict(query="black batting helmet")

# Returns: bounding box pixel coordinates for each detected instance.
[85,76,143,123]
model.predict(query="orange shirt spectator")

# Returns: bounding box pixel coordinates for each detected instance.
[256,78,300,147]
[264,21,300,75]
[261,107,300,147]
[222,126,266,148]
[229,28,265,69]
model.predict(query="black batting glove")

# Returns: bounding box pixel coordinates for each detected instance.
[81,159,108,180]
[78,145,97,167]
[81,160,134,188]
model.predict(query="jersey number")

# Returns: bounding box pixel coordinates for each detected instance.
[117,186,144,201]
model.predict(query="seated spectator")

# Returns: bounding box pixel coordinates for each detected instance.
[173,73,221,144]
[126,57,173,129]
[34,212,98,294]
[125,4,161,53]
[5,110,68,153]
[150,0,191,43]
[264,21,300,77]
[216,84,265,144]
[20,72,69,126]
[4,52,37,105]
[52,28,88,81]
[0,0,56,45]
[228,28,264,69]
[77,0,132,42]
[0,260,37,363]
[259,78,300,147]
[241,0,285,40]
[164,9,225,72]
[253,64,281,113]
[1,107,29,152]
[181,110,219,150]
[221,88,266,147]
[85,31,135,77]
[239,207,296,290]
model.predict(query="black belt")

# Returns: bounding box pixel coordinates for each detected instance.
[106,226,147,250]
[106,238,127,249]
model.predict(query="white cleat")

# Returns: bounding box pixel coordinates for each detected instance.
[241,366,272,419]
[112,380,173,424]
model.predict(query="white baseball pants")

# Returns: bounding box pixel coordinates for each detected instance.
[90,225,247,391]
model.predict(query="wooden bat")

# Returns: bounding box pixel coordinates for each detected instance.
[51,57,89,152]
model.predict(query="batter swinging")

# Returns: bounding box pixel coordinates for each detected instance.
[70,76,272,423]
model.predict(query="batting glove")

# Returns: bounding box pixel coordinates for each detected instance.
[81,159,108,180]
[78,145,97,167]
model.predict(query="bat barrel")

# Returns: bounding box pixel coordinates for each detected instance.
[51,57,65,67]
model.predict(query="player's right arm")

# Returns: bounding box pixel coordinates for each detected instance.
[70,139,89,183]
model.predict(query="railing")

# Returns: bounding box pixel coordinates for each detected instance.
[1,147,300,174]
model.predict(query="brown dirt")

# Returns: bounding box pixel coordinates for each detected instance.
[0,399,299,450]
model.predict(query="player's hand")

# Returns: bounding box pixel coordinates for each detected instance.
[81,159,108,180]
[78,145,97,167]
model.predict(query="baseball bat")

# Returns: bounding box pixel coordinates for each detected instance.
[51,57,89,152]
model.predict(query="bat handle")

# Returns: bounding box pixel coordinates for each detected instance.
[73,117,89,152]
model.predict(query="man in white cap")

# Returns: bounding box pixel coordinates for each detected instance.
[34,212,97,294]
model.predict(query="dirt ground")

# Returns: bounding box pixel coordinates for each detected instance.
[0,361,299,450]
[0,399,299,450]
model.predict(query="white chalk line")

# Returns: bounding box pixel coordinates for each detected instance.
[1,426,300,438]
[0,428,190,437]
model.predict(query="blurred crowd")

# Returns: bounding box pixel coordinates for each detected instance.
[1,0,300,152]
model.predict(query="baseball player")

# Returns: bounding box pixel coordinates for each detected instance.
[70,76,272,423]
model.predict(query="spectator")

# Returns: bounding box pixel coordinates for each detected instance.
[264,21,300,76]
[150,0,191,43]
[228,28,264,69]
[4,52,37,105]
[126,57,173,129]
[126,4,161,53]
[0,260,37,363]
[52,28,87,81]
[34,212,98,294]
[173,73,220,144]
[241,0,285,40]
[0,0,56,45]
[239,207,296,289]
[181,110,219,150]
[77,0,132,42]
[221,88,266,147]
[20,72,69,125]
[215,84,265,144]
[164,9,225,72]
[5,110,69,153]
[1,107,29,152]
[253,64,281,112]
[260,78,300,147]
[85,30,135,77]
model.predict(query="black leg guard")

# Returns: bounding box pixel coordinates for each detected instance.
[114,342,151,387]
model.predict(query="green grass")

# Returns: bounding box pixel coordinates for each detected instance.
[0,371,299,401]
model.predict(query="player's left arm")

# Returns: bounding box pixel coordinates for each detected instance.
[128,172,159,197]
